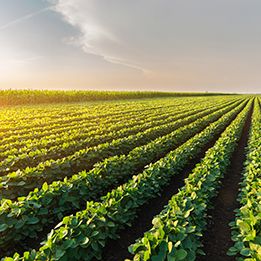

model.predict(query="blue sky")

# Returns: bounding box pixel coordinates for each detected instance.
[0,0,260,93]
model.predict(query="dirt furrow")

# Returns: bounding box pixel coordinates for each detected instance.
[101,131,224,261]
[198,103,253,261]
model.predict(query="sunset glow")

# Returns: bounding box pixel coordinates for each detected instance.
[0,0,261,93]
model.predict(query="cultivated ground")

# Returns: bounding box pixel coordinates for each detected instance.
[0,94,259,261]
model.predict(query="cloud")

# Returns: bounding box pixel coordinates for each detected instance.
[52,0,261,75]
[51,0,261,90]
[10,56,44,64]
[52,0,170,72]
[0,7,51,31]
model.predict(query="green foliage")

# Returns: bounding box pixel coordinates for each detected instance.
[3,99,251,260]
[0,100,244,252]
[0,98,234,198]
[228,98,261,260]
[129,100,253,261]
[0,96,258,261]
[0,89,234,106]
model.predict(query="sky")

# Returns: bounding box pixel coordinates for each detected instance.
[0,0,260,93]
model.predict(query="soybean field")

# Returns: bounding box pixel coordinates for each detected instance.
[0,95,260,261]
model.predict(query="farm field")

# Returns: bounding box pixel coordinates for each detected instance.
[0,95,260,261]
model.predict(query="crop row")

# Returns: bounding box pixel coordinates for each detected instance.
[0,100,216,176]
[228,98,261,260]
[0,99,242,200]
[0,98,244,252]
[0,97,192,135]
[0,97,239,142]
[0,98,152,124]
[0,104,184,158]
[0,100,250,260]
[0,99,204,160]
[128,99,253,261]
[0,95,186,125]
[0,100,192,147]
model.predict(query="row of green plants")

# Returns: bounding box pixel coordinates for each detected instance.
[0,102,193,161]
[0,100,244,254]
[228,98,261,260]
[0,100,235,198]
[4,95,206,125]
[0,96,183,136]
[127,99,253,261]
[1,100,249,260]
[0,99,140,132]
[0,101,213,176]
[0,99,189,145]
[0,90,232,106]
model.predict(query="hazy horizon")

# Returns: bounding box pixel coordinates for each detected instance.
[1,0,261,93]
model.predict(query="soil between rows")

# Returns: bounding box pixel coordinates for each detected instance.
[101,124,232,261]
[0,102,244,259]
[198,102,253,261]
[1,110,221,258]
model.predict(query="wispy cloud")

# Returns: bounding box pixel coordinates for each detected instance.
[102,55,151,74]
[10,56,44,64]
[0,7,50,31]
[53,0,261,87]
[53,0,150,73]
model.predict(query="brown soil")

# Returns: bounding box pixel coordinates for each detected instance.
[0,102,244,259]
[101,130,226,261]
[198,103,253,261]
